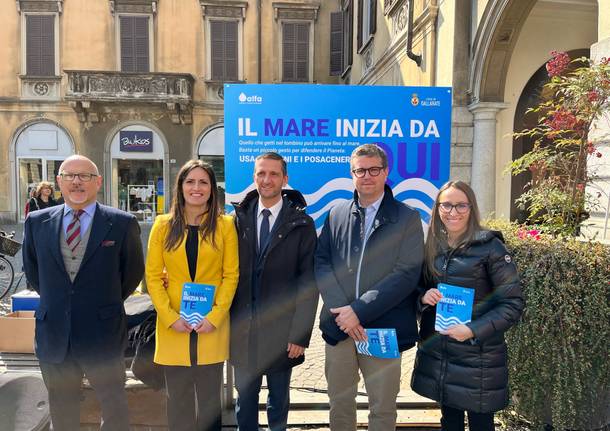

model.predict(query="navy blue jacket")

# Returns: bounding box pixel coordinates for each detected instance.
[230,190,318,373]
[315,186,424,351]
[22,203,144,363]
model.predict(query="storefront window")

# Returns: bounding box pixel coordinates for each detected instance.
[114,159,164,222]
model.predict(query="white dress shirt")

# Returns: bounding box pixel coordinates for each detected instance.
[256,197,283,248]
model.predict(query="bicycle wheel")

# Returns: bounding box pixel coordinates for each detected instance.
[0,255,14,300]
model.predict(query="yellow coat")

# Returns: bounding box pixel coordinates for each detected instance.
[145,214,239,366]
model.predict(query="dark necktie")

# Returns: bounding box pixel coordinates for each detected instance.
[66,209,83,253]
[259,208,271,252]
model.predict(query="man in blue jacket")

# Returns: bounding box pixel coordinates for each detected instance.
[315,144,424,431]
[23,155,144,431]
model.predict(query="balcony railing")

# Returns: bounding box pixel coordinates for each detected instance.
[64,70,195,124]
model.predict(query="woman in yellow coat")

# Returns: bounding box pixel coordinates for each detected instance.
[146,159,239,431]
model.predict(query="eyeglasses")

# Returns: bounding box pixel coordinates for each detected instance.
[439,202,471,214]
[351,166,385,178]
[60,173,98,182]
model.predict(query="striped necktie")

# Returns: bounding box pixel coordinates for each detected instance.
[66,209,84,253]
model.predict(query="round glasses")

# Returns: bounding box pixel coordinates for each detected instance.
[439,202,471,214]
[351,166,385,178]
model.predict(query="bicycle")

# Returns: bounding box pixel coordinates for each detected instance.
[0,230,23,300]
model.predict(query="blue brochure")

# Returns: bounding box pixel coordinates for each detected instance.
[355,328,400,359]
[180,283,216,326]
[435,283,475,331]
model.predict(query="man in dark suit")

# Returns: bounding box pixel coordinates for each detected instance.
[230,152,318,431]
[22,154,144,431]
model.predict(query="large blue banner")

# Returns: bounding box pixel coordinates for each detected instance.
[224,84,452,231]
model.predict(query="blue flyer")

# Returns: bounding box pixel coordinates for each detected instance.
[355,328,399,359]
[180,283,215,326]
[434,283,475,331]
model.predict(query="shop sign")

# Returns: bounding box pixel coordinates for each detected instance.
[120,131,153,152]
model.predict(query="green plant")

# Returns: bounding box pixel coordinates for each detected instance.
[508,52,610,236]
[486,220,610,430]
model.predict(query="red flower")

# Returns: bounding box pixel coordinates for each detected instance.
[587,142,596,155]
[588,90,599,102]
[576,183,584,192]
[597,152,603,158]
[546,51,571,77]
[545,108,582,132]
[517,228,542,241]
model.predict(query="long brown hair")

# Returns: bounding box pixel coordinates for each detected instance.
[424,181,482,279]
[164,159,222,251]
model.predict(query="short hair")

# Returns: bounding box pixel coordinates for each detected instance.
[255,152,287,176]
[350,144,388,169]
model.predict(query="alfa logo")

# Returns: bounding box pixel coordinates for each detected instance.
[411,93,419,107]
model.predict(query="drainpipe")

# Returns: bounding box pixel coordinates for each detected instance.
[407,0,439,87]
[429,0,439,86]
[257,0,262,83]
[406,0,421,66]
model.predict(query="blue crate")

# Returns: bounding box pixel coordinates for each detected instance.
[11,290,40,312]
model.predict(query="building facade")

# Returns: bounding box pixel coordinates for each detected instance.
[333,0,609,238]
[2,0,609,239]
[0,0,337,222]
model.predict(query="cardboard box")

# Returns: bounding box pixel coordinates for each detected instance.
[0,311,35,353]
[11,290,40,312]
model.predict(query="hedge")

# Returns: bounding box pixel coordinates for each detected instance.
[486,221,609,430]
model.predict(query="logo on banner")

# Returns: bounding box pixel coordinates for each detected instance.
[120,131,153,152]
[411,93,419,107]
[238,92,263,105]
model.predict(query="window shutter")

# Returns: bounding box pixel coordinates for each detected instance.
[211,20,238,81]
[346,1,353,68]
[357,0,363,50]
[295,23,309,82]
[26,15,54,76]
[135,17,150,72]
[330,12,343,76]
[225,21,238,81]
[121,16,149,73]
[369,0,377,36]
[282,22,309,82]
[120,16,135,72]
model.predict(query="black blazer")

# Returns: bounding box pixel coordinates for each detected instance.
[230,189,318,373]
[22,203,145,363]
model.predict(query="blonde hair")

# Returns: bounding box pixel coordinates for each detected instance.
[35,181,54,197]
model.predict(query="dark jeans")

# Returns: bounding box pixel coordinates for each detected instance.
[441,404,495,431]
[164,362,223,431]
[234,367,292,431]
[39,354,129,431]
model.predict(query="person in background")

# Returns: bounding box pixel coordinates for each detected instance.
[410,180,524,431]
[26,181,57,215]
[146,159,239,431]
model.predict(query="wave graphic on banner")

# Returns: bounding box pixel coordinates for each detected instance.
[180,311,206,326]
[226,177,439,232]
[435,315,467,331]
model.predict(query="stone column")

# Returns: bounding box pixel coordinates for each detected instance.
[467,102,507,218]
[588,37,610,240]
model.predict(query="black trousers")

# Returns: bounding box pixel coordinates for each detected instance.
[39,354,129,431]
[441,404,495,431]
[164,362,223,431]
